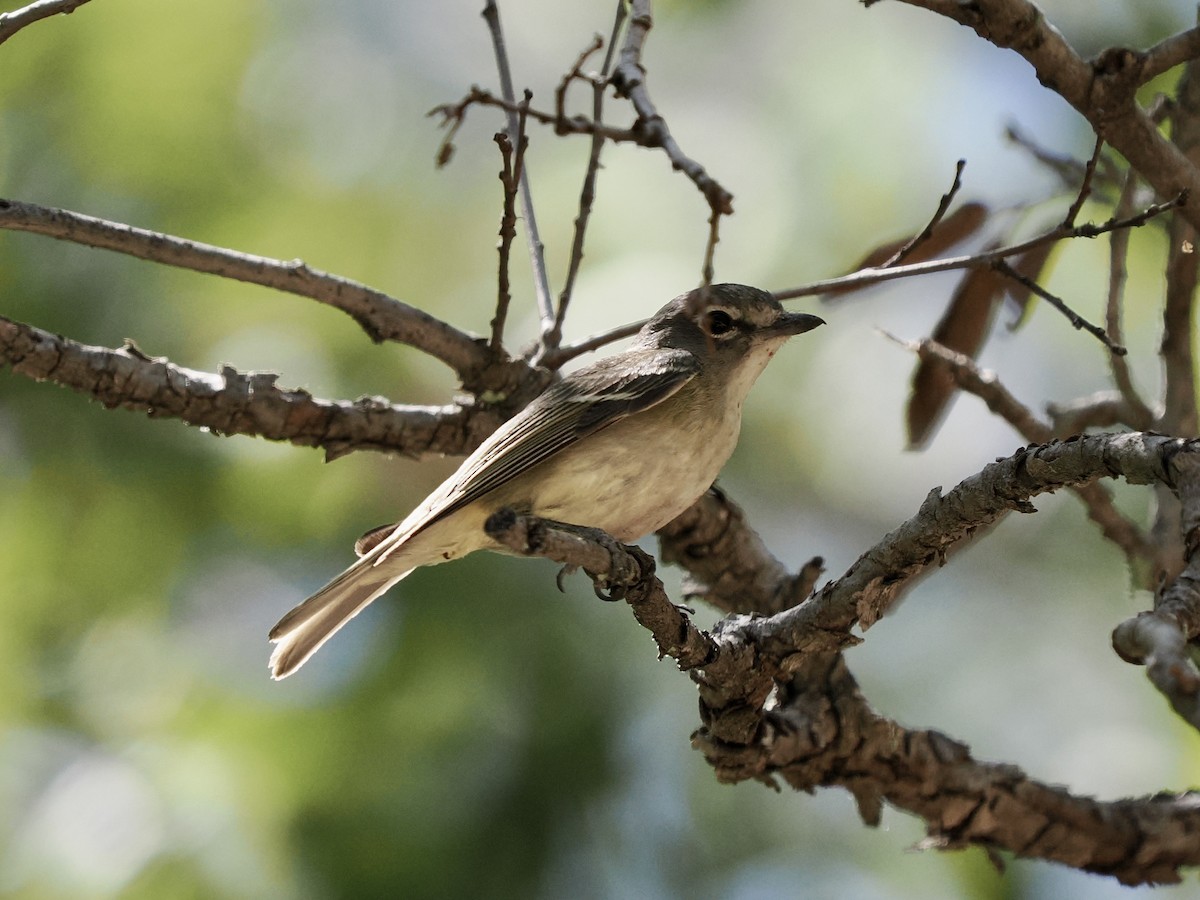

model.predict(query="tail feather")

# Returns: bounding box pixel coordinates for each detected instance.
[268,560,411,680]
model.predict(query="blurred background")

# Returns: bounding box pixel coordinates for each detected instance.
[1,0,1198,897]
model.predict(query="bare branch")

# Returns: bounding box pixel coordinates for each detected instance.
[881,0,1200,234]
[490,104,530,352]
[1059,133,1105,228]
[740,433,1190,663]
[0,0,91,46]
[898,336,1154,567]
[993,258,1125,354]
[539,317,646,369]
[1105,171,1156,428]
[550,11,626,350]
[1142,25,1200,85]
[611,0,734,217]
[0,199,523,390]
[1047,391,1153,435]
[1113,451,1200,729]
[0,314,511,461]
[694,650,1200,885]
[883,158,967,268]
[772,193,1184,301]
[481,0,554,337]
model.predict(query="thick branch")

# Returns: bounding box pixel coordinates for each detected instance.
[694,652,1200,886]
[0,314,513,460]
[742,433,1191,662]
[905,337,1154,568]
[657,487,823,616]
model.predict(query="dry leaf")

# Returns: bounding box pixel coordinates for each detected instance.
[907,256,1006,447]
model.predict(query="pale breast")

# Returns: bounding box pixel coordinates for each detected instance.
[519,395,743,541]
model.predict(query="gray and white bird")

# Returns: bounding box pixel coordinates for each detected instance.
[268,283,823,678]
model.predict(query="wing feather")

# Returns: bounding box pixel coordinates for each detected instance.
[372,348,699,562]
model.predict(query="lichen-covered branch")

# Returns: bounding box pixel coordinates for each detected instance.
[0,314,519,460]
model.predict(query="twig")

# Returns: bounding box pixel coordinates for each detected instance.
[1141,25,1200,85]
[491,98,531,353]
[772,193,1185,301]
[1047,391,1151,435]
[882,158,967,268]
[491,131,519,351]
[993,258,1125,354]
[1060,133,1105,228]
[549,11,625,352]
[430,86,636,148]
[481,0,555,338]
[0,314,511,461]
[1105,170,1156,428]
[611,0,734,216]
[0,0,91,46]
[0,199,502,384]
[701,207,721,287]
[539,318,646,369]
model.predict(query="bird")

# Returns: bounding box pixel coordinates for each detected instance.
[268,283,823,678]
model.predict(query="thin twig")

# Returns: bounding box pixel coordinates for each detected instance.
[1060,133,1105,228]
[1105,170,1156,428]
[883,159,966,268]
[611,0,734,216]
[0,0,91,46]
[993,259,1125,354]
[539,318,646,369]
[481,0,555,338]
[491,131,519,351]
[772,193,1185,301]
[550,10,626,351]
[701,208,722,287]
[0,199,497,382]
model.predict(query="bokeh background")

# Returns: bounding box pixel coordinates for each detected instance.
[1,1,1198,897]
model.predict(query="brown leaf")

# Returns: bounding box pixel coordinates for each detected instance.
[829,202,989,298]
[907,259,1006,447]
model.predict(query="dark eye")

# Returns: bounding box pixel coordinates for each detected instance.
[704,309,735,336]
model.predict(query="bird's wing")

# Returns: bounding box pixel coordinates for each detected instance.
[368,347,700,562]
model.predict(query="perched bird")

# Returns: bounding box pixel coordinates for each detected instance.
[269,284,823,678]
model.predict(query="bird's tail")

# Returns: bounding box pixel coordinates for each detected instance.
[268,557,412,680]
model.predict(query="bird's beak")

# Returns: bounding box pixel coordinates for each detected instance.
[768,311,825,338]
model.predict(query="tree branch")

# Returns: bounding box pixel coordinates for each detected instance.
[0,314,516,460]
[879,0,1200,233]
[0,0,91,46]
[0,199,532,393]
[773,192,1184,301]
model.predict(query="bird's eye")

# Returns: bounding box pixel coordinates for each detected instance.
[704,309,735,337]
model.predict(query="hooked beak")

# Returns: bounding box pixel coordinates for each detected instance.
[767,311,825,339]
